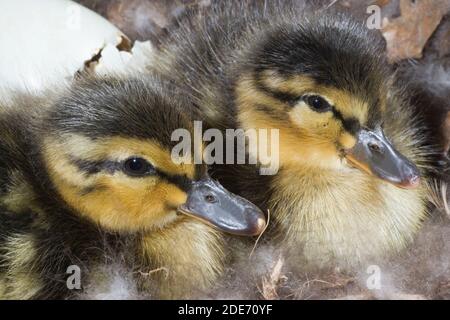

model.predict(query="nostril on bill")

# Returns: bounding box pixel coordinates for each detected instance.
[204,194,217,203]
[368,142,382,154]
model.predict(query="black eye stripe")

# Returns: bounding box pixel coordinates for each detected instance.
[257,88,361,134]
[254,104,290,121]
[331,108,361,134]
[71,158,121,175]
[155,169,192,192]
[70,157,192,192]
[254,74,299,107]
[253,72,361,134]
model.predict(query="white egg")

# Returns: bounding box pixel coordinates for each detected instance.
[0,0,152,98]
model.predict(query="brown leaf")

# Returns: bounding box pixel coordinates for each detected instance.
[430,16,450,59]
[382,0,450,63]
[375,0,391,7]
[435,280,450,299]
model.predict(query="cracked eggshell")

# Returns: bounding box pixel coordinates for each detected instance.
[91,40,154,77]
[0,0,129,97]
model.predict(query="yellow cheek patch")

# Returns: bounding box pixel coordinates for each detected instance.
[339,132,357,150]
[235,75,345,170]
[289,102,335,129]
[47,165,189,232]
[77,176,188,232]
[238,105,343,170]
[234,72,373,170]
[41,135,193,232]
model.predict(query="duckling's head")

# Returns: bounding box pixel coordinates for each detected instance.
[40,76,265,234]
[236,14,420,188]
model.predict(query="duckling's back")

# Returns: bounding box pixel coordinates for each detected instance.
[153,1,301,128]
[0,95,44,199]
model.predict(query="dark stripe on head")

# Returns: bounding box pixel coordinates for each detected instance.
[71,158,192,192]
[194,163,208,180]
[331,108,360,134]
[154,169,192,192]
[71,158,122,175]
[366,97,382,127]
[254,104,290,122]
[254,72,299,107]
[79,185,107,196]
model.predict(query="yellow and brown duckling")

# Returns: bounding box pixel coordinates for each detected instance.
[151,1,436,269]
[0,75,265,299]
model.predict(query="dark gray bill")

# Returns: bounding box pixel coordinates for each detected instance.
[177,176,266,236]
[345,127,420,189]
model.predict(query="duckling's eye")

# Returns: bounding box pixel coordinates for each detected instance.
[123,157,155,177]
[304,95,332,112]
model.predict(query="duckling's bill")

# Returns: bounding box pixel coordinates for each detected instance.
[345,127,420,189]
[178,176,266,236]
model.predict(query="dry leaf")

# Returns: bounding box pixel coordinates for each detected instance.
[375,0,391,7]
[260,256,286,300]
[436,280,450,299]
[382,0,450,63]
[437,23,450,58]
[138,267,170,279]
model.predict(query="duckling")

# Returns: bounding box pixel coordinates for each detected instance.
[151,0,436,269]
[0,75,265,299]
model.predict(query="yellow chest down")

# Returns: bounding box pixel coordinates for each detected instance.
[270,166,428,269]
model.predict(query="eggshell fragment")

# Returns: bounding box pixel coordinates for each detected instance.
[87,41,154,76]
[0,0,130,97]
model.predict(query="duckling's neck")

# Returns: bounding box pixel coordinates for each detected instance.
[270,163,427,270]
[139,218,225,299]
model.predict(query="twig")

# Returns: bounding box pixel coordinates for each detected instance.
[138,267,170,279]
[441,182,449,216]
[325,0,339,9]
